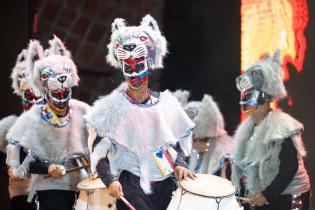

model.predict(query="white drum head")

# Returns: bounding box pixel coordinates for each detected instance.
[77,178,106,190]
[179,174,235,197]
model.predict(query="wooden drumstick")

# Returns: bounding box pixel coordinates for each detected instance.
[239,196,270,205]
[238,196,250,203]
[44,164,90,178]
[120,196,136,210]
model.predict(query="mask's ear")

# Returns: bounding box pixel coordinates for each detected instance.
[16,49,28,64]
[263,53,271,62]
[172,89,190,106]
[11,48,30,96]
[272,49,281,66]
[27,39,44,73]
[46,34,71,57]
[140,14,160,32]
[271,49,284,80]
[111,18,126,32]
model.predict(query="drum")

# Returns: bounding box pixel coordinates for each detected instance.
[167,174,243,210]
[75,177,117,210]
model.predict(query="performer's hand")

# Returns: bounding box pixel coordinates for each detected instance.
[7,167,24,181]
[174,166,197,181]
[8,167,15,177]
[108,180,124,198]
[48,164,66,178]
[249,193,269,206]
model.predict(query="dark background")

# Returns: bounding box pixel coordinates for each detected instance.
[0,0,314,209]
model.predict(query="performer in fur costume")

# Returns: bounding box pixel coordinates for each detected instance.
[1,41,43,210]
[231,50,310,210]
[6,35,90,210]
[86,14,196,210]
[185,94,233,178]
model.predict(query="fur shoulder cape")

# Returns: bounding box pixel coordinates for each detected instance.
[85,90,195,154]
[232,109,307,194]
[232,109,305,164]
[6,99,90,162]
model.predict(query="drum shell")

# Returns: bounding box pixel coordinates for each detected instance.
[75,177,116,210]
[75,188,116,210]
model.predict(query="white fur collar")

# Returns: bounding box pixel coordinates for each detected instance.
[85,90,194,154]
[232,109,304,164]
[7,99,89,162]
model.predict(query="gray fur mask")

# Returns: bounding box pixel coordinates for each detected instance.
[236,66,264,92]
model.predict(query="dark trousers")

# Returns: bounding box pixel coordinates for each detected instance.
[11,195,36,210]
[37,190,76,210]
[116,170,177,210]
[254,191,310,210]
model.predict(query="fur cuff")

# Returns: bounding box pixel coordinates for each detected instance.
[14,155,34,178]
[6,144,20,168]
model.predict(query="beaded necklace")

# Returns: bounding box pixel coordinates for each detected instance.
[40,101,72,128]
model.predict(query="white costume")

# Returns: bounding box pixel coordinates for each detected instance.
[2,42,43,200]
[6,36,90,203]
[86,89,194,193]
[232,50,310,209]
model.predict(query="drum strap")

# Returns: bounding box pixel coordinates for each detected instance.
[177,188,225,210]
[214,197,222,210]
[177,188,187,210]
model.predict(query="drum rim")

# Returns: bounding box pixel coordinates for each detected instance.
[178,181,236,199]
[77,177,106,190]
[178,174,236,199]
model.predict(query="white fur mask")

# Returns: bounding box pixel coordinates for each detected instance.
[11,49,30,97]
[107,14,167,70]
[184,95,227,138]
[32,35,79,97]
[11,40,44,110]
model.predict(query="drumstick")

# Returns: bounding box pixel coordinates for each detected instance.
[44,164,90,178]
[120,196,136,210]
[238,196,251,203]
[65,164,90,173]
[239,196,270,205]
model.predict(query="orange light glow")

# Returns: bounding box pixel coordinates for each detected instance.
[240,0,309,119]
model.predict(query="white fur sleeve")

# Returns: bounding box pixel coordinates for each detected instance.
[6,111,32,143]
[0,115,17,153]
[90,136,113,174]
[178,129,193,156]
[6,143,20,168]
[6,143,35,178]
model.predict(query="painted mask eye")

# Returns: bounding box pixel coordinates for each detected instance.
[17,74,23,81]
[136,63,145,71]
[114,42,120,49]
[124,64,133,74]
[40,67,53,82]
[139,36,147,41]
[40,73,49,81]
